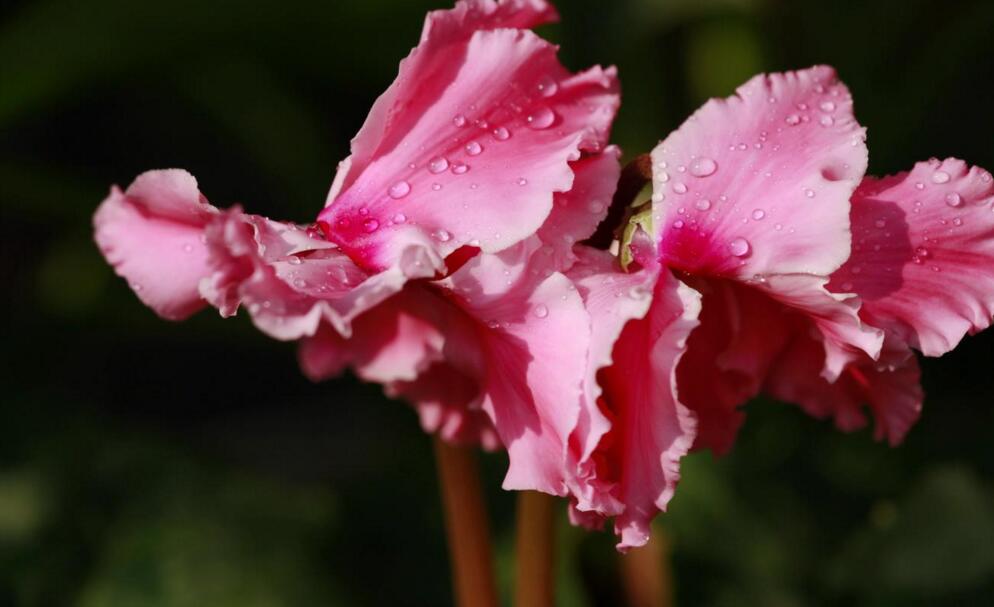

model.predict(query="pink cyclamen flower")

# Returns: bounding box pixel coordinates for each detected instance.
[93,0,626,496]
[564,66,994,549]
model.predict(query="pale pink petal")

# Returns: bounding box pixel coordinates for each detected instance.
[93,169,217,320]
[650,66,867,279]
[536,148,622,270]
[201,209,441,341]
[765,335,923,446]
[564,245,658,519]
[318,3,618,270]
[829,158,994,356]
[438,241,592,495]
[594,270,702,550]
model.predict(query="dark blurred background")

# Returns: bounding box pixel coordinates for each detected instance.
[2,0,994,605]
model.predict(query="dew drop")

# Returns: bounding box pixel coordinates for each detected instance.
[526,106,556,129]
[932,170,951,184]
[729,237,751,257]
[819,115,835,127]
[785,114,801,126]
[393,213,407,223]
[453,114,467,127]
[944,192,963,207]
[751,208,766,220]
[451,162,469,175]
[875,219,887,228]
[804,188,816,198]
[588,200,605,213]
[673,182,688,194]
[363,218,380,233]
[915,182,925,190]
[428,156,449,174]
[182,243,194,253]
[695,199,712,211]
[774,223,783,231]
[293,278,307,289]
[432,183,442,191]
[517,177,528,186]
[288,255,303,265]
[465,141,483,156]
[533,304,549,319]
[953,217,963,226]
[820,101,836,112]
[673,220,684,229]
[536,75,558,97]
[492,126,511,140]
[689,157,718,177]
[389,180,411,198]
[435,229,452,242]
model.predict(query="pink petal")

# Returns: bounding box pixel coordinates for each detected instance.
[564,245,658,519]
[93,169,217,320]
[595,269,702,550]
[829,158,994,356]
[675,278,795,454]
[200,208,441,341]
[318,1,618,270]
[766,335,923,446]
[537,148,622,270]
[650,66,867,279]
[438,241,592,495]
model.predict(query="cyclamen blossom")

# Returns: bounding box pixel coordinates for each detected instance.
[94,0,625,495]
[566,66,994,549]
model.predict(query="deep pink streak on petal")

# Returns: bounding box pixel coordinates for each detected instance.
[93,169,216,320]
[319,6,619,270]
[597,270,702,550]
[829,158,994,356]
[650,65,867,279]
[765,335,923,446]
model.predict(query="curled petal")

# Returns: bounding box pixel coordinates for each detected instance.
[650,65,867,278]
[319,0,618,270]
[829,158,994,356]
[766,336,923,446]
[438,241,591,495]
[201,209,441,341]
[585,267,702,550]
[564,246,658,519]
[93,169,216,320]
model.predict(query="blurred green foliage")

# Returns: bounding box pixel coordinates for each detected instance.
[2,0,993,605]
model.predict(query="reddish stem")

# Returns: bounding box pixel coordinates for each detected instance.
[513,491,557,607]
[619,525,673,607]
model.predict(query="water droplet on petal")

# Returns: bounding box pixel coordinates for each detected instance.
[729,237,751,257]
[689,157,718,177]
[451,162,469,175]
[673,220,684,229]
[588,200,605,213]
[695,199,712,211]
[820,101,836,112]
[389,180,411,198]
[435,229,452,242]
[363,218,380,233]
[672,182,688,194]
[875,219,887,228]
[288,255,303,265]
[517,177,528,186]
[751,208,766,220]
[393,213,407,223]
[804,188,816,198]
[953,217,963,226]
[182,243,194,253]
[932,170,951,184]
[465,141,483,156]
[785,114,801,126]
[915,182,925,190]
[428,156,449,174]
[533,304,549,318]
[819,115,835,127]
[944,192,963,207]
[453,114,467,127]
[432,183,442,191]
[492,126,510,140]
[526,106,556,129]
[536,75,558,97]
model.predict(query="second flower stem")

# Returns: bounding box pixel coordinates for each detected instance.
[513,490,557,607]
[434,436,499,607]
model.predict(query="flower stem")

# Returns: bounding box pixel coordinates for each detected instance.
[433,436,499,607]
[513,490,557,607]
[619,524,673,607]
